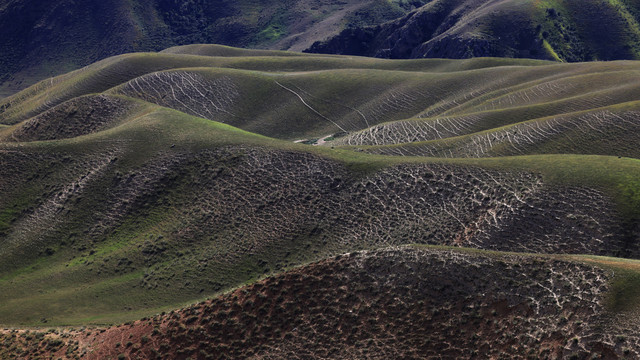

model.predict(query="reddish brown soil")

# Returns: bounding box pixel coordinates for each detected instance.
[2,247,637,359]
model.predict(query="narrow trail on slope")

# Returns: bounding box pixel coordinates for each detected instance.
[275,80,347,132]
[289,83,370,128]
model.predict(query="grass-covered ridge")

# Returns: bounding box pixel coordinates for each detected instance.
[0,46,638,340]
[2,49,639,145]
[0,0,428,98]
[1,105,639,326]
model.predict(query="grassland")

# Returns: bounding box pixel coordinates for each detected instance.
[0,45,639,358]
[0,0,423,98]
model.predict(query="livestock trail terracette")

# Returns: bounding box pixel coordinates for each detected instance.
[0,45,639,359]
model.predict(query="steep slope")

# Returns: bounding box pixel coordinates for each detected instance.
[307,0,640,63]
[3,246,640,359]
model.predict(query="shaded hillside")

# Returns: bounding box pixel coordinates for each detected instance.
[0,0,424,98]
[6,0,640,98]
[307,0,640,63]
[3,246,640,359]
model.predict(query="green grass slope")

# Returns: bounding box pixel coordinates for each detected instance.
[0,94,152,142]
[3,51,639,147]
[0,103,639,325]
[0,46,639,330]
[343,102,640,159]
[0,51,551,127]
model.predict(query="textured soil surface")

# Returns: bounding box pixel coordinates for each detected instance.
[2,95,145,142]
[1,46,639,358]
[1,145,635,273]
[307,0,640,63]
[2,247,639,359]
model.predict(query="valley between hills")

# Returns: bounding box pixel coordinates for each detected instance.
[0,44,639,359]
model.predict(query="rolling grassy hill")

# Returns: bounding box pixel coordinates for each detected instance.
[0,45,639,358]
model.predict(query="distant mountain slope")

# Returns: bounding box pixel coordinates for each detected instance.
[3,47,640,158]
[307,0,640,62]
[6,0,640,98]
[0,0,425,98]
